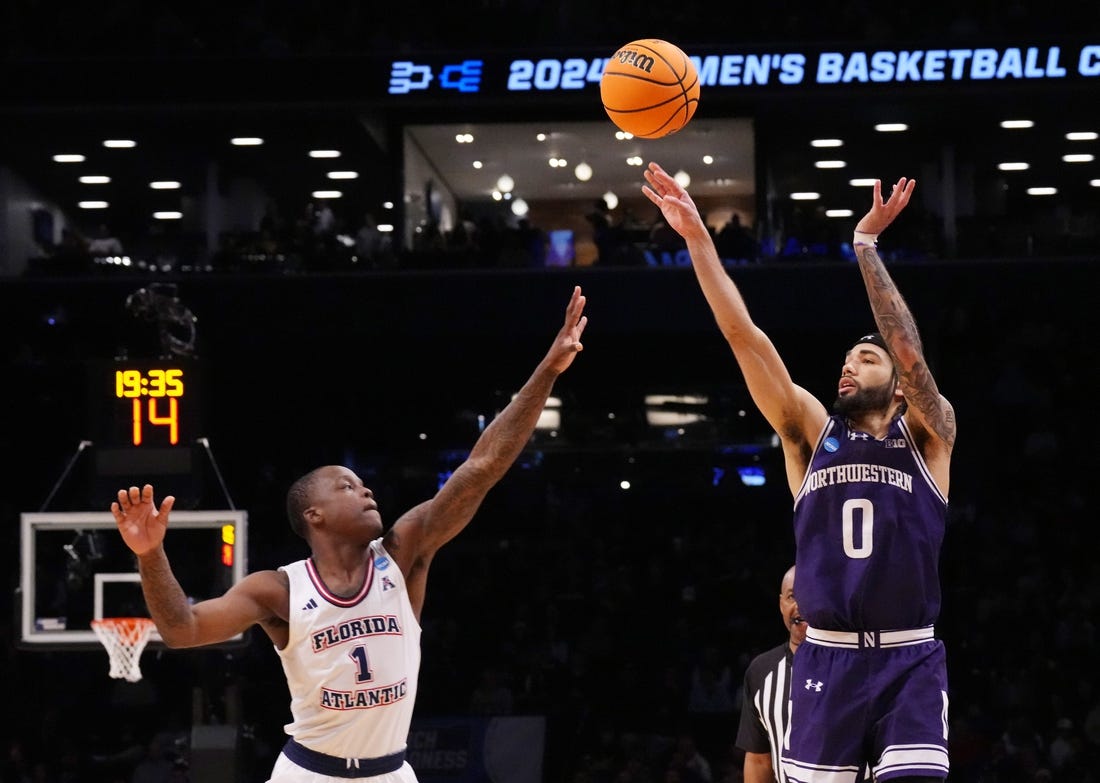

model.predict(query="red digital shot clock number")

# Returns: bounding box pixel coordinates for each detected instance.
[114,368,186,445]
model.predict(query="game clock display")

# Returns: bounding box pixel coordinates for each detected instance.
[95,362,199,448]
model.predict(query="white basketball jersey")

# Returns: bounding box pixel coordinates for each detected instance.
[277,539,422,758]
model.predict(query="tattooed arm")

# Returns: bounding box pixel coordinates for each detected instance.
[854,178,955,491]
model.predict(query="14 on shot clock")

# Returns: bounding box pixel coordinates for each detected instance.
[93,360,201,448]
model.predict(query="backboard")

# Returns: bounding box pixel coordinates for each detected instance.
[19,510,247,649]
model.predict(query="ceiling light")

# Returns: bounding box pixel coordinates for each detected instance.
[849,178,878,187]
[511,198,529,217]
[150,181,181,189]
[603,191,619,210]
[153,211,183,220]
[309,150,341,158]
[826,209,854,217]
[790,192,820,200]
[231,137,264,146]
[702,155,714,164]
[79,175,110,184]
[814,160,847,169]
[574,162,593,181]
[997,162,1029,171]
[1091,180,1100,187]
[496,175,514,192]
[1026,187,1057,195]
[536,133,547,141]
[472,161,483,169]
[615,130,634,140]
[382,201,394,209]
[53,154,85,163]
[1000,120,1034,129]
[874,123,908,132]
[674,170,691,188]
[627,156,643,167]
[492,191,503,201]
[78,201,109,209]
[103,139,136,148]
[812,139,844,147]
[311,190,342,199]
[327,171,359,179]
[1066,131,1098,141]
[378,224,394,232]
[1062,154,1094,163]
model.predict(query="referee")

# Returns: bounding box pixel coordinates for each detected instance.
[736,565,804,783]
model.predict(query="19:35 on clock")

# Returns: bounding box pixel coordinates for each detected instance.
[98,363,200,448]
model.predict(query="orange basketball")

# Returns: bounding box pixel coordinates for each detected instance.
[600,39,700,139]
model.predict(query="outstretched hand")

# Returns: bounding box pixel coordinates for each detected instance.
[545,285,589,374]
[855,177,916,235]
[111,484,174,556]
[641,162,709,241]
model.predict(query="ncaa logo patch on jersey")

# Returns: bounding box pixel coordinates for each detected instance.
[823,437,840,453]
[374,556,390,570]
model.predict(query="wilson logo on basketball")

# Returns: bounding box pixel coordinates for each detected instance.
[615,50,656,73]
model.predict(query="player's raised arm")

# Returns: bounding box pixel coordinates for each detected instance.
[112,484,280,647]
[385,286,587,611]
[852,178,955,481]
[642,162,826,473]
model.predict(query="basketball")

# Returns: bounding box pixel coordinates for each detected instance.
[600,39,700,139]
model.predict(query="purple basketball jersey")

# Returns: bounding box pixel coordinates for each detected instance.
[792,415,947,631]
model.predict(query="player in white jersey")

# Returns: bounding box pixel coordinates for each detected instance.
[109,286,588,782]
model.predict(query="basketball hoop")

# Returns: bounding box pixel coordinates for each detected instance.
[91,617,156,682]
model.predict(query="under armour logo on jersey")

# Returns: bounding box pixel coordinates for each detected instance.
[804,679,824,692]
[302,597,318,611]
[381,576,396,591]
[849,431,871,440]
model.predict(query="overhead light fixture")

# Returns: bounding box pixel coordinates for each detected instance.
[702,155,714,164]
[1000,120,1034,129]
[602,191,619,210]
[626,156,644,167]
[511,198,529,217]
[614,130,634,141]
[53,154,85,163]
[309,149,341,158]
[674,170,691,188]
[455,133,474,143]
[849,178,878,187]
[814,160,846,169]
[574,162,593,181]
[79,175,110,184]
[1062,154,1095,163]
[790,192,820,200]
[826,209,854,218]
[1066,131,1098,141]
[103,139,136,148]
[812,139,844,147]
[327,171,359,179]
[496,174,514,193]
[873,123,908,132]
[1091,180,1100,187]
[312,190,342,199]
[1026,187,1057,195]
[472,160,483,169]
[150,181,181,189]
[997,162,1030,171]
[153,211,183,220]
[78,201,109,209]
[231,137,264,146]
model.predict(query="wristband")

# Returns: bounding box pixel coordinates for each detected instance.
[853,231,878,247]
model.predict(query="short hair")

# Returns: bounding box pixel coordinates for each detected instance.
[285,468,323,540]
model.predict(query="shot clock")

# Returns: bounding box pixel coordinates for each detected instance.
[113,367,187,445]
[87,360,203,489]
[88,360,202,459]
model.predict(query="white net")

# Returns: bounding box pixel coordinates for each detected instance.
[91,617,156,682]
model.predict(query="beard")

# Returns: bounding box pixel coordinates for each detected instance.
[833,380,896,417]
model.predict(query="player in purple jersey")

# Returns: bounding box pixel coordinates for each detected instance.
[643,164,955,783]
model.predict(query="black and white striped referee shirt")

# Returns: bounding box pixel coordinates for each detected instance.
[736,642,793,783]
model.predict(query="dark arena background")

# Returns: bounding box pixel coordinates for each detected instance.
[1,4,1098,782]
